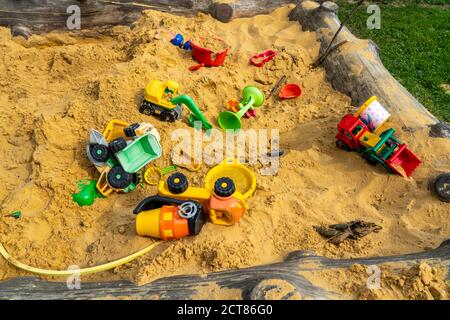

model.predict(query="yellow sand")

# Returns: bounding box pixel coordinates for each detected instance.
[0,5,449,298]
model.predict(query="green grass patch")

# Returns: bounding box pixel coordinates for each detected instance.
[334,1,450,121]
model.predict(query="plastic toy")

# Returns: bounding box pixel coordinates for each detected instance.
[204,159,256,200]
[0,240,161,277]
[170,33,192,50]
[140,80,183,122]
[134,196,206,240]
[171,34,184,47]
[279,84,302,99]
[4,210,21,219]
[336,97,421,177]
[218,86,265,131]
[140,80,212,129]
[87,120,162,197]
[250,50,276,67]
[157,171,249,226]
[72,180,104,207]
[170,95,213,130]
[431,173,450,203]
[189,40,229,71]
[354,96,391,134]
[143,165,177,185]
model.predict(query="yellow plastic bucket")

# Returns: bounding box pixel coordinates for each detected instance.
[205,159,256,200]
[355,96,391,133]
[136,209,161,238]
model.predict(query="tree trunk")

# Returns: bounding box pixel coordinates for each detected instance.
[0,239,449,299]
[0,0,294,34]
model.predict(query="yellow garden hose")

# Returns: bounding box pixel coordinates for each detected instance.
[0,241,161,276]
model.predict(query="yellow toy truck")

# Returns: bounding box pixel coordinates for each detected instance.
[140,80,183,122]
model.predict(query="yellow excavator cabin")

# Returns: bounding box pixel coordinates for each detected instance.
[144,80,180,110]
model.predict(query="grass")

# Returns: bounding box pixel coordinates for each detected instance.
[334,1,450,121]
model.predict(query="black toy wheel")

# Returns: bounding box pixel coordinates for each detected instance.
[161,110,177,122]
[362,154,378,166]
[140,101,155,116]
[214,177,236,197]
[89,143,109,162]
[366,157,378,166]
[433,173,450,203]
[167,173,188,194]
[108,137,127,155]
[107,166,133,190]
[124,123,140,138]
[336,140,351,152]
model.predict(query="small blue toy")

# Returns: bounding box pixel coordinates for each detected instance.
[171,34,184,47]
[170,34,192,51]
[183,40,192,51]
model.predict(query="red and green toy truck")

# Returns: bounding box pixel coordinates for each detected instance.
[336,97,421,177]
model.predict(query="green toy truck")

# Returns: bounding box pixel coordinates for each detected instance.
[87,120,162,196]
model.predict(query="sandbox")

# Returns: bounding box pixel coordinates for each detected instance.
[0,3,449,300]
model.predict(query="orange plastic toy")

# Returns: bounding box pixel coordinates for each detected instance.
[134,196,206,240]
[279,84,302,99]
[209,178,247,225]
[158,173,247,226]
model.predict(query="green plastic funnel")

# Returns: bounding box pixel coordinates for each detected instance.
[218,110,243,130]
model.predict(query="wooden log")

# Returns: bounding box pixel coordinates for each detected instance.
[0,239,449,299]
[289,1,450,138]
[0,0,294,35]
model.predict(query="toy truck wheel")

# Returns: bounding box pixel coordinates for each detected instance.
[140,101,155,116]
[214,177,236,197]
[167,173,188,194]
[124,123,140,138]
[432,173,450,203]
[109,137,127,155]
[89,143,109,162]
[336,140,351,152]
[107,165,133,189]
[161,110,177,122]
[366,157,378,166]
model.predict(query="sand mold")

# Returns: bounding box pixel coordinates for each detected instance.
[0,6,449,297]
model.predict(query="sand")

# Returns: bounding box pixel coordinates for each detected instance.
[0,5,449,299]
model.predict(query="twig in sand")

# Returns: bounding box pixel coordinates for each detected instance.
[312,0,364,68]
[267,75,287,99]
[314,220,382,245]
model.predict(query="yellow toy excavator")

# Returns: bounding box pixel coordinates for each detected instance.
[140,80,182,122]
[140,79,212,129]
